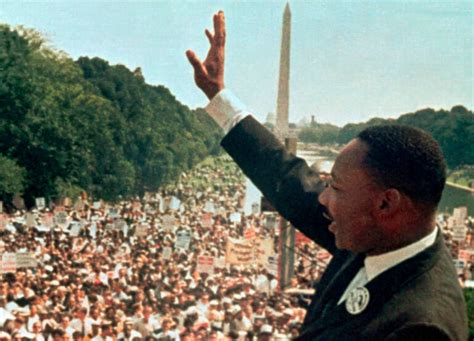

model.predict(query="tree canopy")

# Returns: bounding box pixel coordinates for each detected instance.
[299,107,473,169]
[0,25,222,207]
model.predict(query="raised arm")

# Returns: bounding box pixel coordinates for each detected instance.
[186,11,226,100]
[186,11,335,253]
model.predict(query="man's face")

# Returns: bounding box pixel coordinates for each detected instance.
[319,139,384,254]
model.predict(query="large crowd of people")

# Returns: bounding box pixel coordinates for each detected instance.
[0,155,471,340]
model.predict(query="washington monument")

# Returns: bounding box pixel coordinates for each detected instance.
[275,3,291,140]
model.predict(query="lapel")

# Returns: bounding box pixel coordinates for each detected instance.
[304,252,365,325]
[298,231,444,339]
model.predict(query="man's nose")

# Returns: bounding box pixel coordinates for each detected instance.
[318,185,329,207]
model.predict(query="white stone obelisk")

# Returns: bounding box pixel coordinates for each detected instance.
[275,3,291,140]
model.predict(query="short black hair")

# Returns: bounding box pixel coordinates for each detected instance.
[357,125,446,210]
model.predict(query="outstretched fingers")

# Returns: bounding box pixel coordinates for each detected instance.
[213,11,226,47]
[205,29,214,45]
[186,50,207,78]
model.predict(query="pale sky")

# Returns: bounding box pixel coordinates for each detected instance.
[1,0,472,126]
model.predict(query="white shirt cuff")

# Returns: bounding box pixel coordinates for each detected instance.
[205,89,251,134]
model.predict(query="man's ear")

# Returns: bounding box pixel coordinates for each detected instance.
[378,188,401,216]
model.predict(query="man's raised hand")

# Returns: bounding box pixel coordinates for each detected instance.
[186,11,226,100]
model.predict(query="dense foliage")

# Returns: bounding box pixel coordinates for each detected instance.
[299,107,473,169]
[0,25,222,207]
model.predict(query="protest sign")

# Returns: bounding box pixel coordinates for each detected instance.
[1,253,17,274]
[225,237,254,265]
[162,215,175,232]
[255,238,274,266]
[169,196,181,211]
[16,253,38,269]
[54,211,68,227]
[267,255,278,276]
[69,222,81,237]
[453,224,467,242]
[175,230,192,250]
[108,207,120,218]
[453,206,468,225]
[197,256,215,275]
[201,213,213,228]
[230,213,241,223]
[204,201,215,213]
[265,215,278,229]
[93,201,101,210]
[162,247,172,260]
[135,223,148,237]
[35,197,46,210]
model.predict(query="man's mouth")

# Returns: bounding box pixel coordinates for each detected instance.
[322,212,333,222]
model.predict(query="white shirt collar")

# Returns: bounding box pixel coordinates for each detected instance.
[364,227,438,282]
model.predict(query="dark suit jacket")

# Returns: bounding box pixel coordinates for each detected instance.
[221,116,468,340]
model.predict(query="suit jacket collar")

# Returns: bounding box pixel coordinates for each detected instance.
[298,231,444,339]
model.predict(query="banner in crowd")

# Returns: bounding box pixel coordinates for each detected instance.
[197,255,215,275]
[16,252,38,269]
[225,237,254,265]
[1,253,17,274]
[175,230,191,250]
[35,197,46,210]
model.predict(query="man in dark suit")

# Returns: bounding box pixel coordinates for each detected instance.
[186,11,468,340]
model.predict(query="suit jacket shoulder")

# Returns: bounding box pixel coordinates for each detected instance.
[222,115,335,252]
